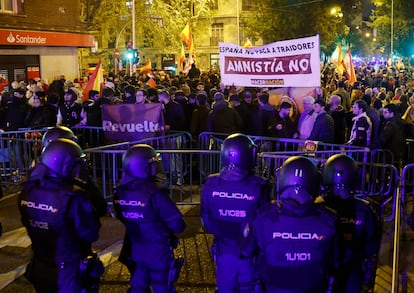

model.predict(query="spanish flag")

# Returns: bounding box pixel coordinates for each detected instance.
[343,49,356,85]
[180,22,193,49]
[243,38,252,48]
[330,44,344,75]
[139,59,152,73]
[82,58,103,102]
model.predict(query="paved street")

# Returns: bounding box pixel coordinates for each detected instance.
[1,183,414,292]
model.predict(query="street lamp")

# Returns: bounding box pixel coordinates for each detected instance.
[390,0,394,64]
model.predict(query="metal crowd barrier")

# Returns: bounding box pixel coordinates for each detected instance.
[0,129,408,210]
[84,131,195,202]
[258,151,399,221]
[0,129,43,182]
[406,139,414,164]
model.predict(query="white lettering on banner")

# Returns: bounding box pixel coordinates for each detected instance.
[285,252,311,261]
[20,200,58,213]
[251,79,285,86]
[219,34,321,87]
[219,47,245,54]
[102,120,160,132]
[224,55,311,75]
[212,191,254,201]
[218,209,246,217]
[122,211,144,219]
[114,199,146,207]
[29,219,49,230]
[272,232,325,240]
[275,42,315,53]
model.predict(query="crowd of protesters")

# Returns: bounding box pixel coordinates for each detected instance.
[0,60,414,167]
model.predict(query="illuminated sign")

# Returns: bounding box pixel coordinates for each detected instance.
[0,29,95,47]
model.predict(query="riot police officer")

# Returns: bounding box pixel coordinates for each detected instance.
[36,126,108,218]
[41,125,78,148]
[18,138,102,293]
[323,154,382,293]
[201,133,270,293]
[0,184,2,237]
[243,156,338,292]
[113,144,185,293]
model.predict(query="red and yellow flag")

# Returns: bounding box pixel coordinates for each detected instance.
[139,59,152,73]
[330,44,344,75]
[243,38,252,48]
[82,58,103,102]
[343,49,356,85]
[180,22,193,49]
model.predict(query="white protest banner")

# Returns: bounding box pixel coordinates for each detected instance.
[219,34,321,88]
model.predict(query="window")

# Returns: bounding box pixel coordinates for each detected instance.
[0,0,12,12]
[0,0,24,14]
[239,23,248,46]
[210,53,220,70]
[209,0,218,10]
[210,23,223,46]
[242,0,253,10]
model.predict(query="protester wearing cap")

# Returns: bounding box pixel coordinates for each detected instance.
[56,89,86,128]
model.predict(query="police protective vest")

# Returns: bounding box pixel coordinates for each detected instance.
[201,174,268,241]
[114,181,174,244]
[19,180,87,261]
[253,200,337,291]
[328,197,382,260]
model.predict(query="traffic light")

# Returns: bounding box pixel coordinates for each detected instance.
[125,48,140,64]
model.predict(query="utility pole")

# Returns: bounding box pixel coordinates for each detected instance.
[130,0,136,76]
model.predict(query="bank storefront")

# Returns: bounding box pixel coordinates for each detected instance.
[0,29,95,87]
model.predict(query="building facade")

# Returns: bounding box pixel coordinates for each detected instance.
[195,0,259,71]
[0,0,94,86]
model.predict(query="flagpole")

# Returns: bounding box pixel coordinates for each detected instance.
[130,0,136,76]
[236,0,240,45]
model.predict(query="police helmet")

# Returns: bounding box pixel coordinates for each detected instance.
[221,133,257,171]
[42,126,78,148]
[278,156,321,203]
[323,154,358,199]
[40,138,87,178]
[122,144,160,179]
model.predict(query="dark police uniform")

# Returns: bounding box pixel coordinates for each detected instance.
[201,169,269,293]
[326,197,382,293]
[322,153,382,292]
[114,177,185,293]
[0,184,2,237]
[244,199,337,293]
[18,176,101,293]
